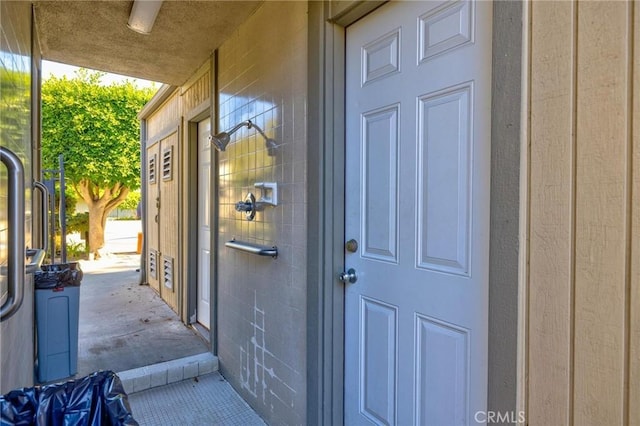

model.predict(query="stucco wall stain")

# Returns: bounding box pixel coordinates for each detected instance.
[240,291,297,412]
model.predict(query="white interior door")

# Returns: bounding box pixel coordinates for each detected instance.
[344,1,492,424]
[197,118,211,329]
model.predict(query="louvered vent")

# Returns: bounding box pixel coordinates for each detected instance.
[149,154,157,184]
[149,250,157,279]
[162,146,173,181]
[163,256,174,290]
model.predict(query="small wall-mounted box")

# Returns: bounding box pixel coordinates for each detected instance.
[254,182,278,206]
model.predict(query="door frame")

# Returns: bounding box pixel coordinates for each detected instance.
[185,52,217,350]
[185,108,217,348]
[306,1,524,424]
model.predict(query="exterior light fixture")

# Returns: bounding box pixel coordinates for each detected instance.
[127,0,163,35]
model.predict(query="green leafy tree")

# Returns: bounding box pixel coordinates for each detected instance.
[42,69,155,257]
[118,189,141,212]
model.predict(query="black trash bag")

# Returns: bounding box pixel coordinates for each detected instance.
[34,263,83,289]
[0,371,138,426]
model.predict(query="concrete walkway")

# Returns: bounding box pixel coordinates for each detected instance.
[76,253,208,378]
[70,223,264,425]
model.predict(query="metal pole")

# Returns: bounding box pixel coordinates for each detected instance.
[59,155,67,263]
[48,177,56,263]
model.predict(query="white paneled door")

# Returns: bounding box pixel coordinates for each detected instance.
[197,118,211,329]
[344,1,492,425]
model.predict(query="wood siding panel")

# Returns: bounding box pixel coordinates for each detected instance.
[182,70,210,113]
[528,2,575,423]
[146,143,160,292]
[147,93,180,139]
[573,3,629,424]
[159,132,180,312]
[142,62,211,323]
[527,2,638,424]
[630,4,640,426]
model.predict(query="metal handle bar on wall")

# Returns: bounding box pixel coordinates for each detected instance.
[1,146,26,321]
[33,180,49,254]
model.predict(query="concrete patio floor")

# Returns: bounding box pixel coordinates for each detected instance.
[74,254,264,424]
[75,253,209,378]
[60,222,264,424]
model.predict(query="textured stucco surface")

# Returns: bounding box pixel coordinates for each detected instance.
[487,1,522,423]
[33,1,261,85]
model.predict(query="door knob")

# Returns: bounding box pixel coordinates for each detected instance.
[339,268,358,284]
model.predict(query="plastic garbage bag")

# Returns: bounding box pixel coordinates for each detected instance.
[0,370,138,426]
[34,263,83,289]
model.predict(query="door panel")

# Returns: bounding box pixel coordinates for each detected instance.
[360,297,397,425]
[145,130,180,314]
[146,144,159,292]
[158,132,179,312]
[415,314,469,426]
[197,118,211,328]
[344,1,492,424]
[361,105,399,263]
[417,83,471,275]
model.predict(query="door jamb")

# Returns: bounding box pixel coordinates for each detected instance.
[185,107,211,341]
[306,2,384,425]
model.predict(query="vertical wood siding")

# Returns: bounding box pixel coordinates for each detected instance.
[630,6,639,426]
[527,2,638,424]
[142,64,211,320]
[158,132,180,312]
[182,69,210,113]
[146,143,160,292]
[147,93,180,139]
[528,1,575,423]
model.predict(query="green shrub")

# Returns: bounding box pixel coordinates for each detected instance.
[118,190,141,211]
[66,240,87,260]
[67,212,89,235]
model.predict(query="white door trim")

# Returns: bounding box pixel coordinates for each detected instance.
[197,118,211,329]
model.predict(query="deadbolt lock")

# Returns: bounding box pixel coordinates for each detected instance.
[345,239,358,253]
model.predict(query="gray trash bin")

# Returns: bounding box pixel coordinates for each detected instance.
[35,263,82,383]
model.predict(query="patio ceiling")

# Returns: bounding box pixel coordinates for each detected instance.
[33,1,262,86]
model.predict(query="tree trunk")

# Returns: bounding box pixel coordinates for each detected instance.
[87,203,106,257]
[75,179,130,258]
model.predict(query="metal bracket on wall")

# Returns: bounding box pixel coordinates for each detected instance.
[254,182,278,206]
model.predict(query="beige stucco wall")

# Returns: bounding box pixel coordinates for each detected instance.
[215,2,308,424]
[525,2,639,424]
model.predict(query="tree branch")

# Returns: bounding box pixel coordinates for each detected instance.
[105,185,130,212]
[75,180,93,206]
